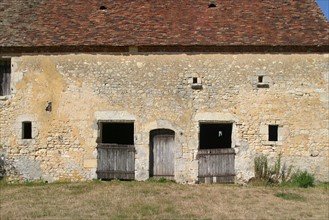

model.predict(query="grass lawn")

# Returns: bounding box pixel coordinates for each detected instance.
[0,180,328,219]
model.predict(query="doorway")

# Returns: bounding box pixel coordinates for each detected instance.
[96,121,135,180]
[198,122,235,183]
[149,129,175,179]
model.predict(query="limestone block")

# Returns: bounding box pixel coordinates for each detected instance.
[83,159,97,168]
[259,125,268,134]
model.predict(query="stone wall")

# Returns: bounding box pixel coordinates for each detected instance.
[0,53,328,183]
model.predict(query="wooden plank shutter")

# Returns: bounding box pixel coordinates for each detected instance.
[0,61,11,96]
[97,144,135,180]
[198,148,235,183]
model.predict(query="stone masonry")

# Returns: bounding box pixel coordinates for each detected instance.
[0,53,328,183]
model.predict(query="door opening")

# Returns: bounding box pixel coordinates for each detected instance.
[97,121,135,180]
[100,122,134,145]
[198,122,235,183]
[199,123,232,149]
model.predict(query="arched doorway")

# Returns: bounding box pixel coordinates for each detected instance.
[149,129,175,179]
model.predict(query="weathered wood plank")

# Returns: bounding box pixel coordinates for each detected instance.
[152,134,175,178]
[198,148,235,184]
[0,61,11,96]
[96,144,135,180]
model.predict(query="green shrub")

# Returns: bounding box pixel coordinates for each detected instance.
[289,170,315,188]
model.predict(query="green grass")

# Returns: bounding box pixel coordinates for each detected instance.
[275,192,305,201]
[316,182,329,190]
[147,177,176,183]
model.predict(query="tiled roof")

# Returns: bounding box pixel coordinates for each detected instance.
[0,0,328,50]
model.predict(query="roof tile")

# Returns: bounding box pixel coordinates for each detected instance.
[0,0,328,48]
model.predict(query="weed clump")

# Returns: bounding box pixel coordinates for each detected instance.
[252,154,316,188]
[252,154,292,186]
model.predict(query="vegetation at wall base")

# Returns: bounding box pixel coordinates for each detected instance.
[23,179,49,187]
[147,177,175,183]
[287,170,315,188]
[252,154,293,186]
[252,154,315,188]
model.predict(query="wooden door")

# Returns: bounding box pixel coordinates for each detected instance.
[198,148,235,183]
[96,144,135,180]
[150,130,175,179]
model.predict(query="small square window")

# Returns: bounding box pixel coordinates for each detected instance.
[256,75,270,88]
[22,122,32,139]
[0,60,11,96]
[191,77,202,89]
[268,125,278,141]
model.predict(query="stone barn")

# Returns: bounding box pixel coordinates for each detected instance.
[0,0,328,183]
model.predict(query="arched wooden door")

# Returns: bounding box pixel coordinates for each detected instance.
[149,129,175,179]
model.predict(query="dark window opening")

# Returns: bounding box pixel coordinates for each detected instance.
[22,122,32,139]
[99,6,107,10]
[208,3,216,8]
[258,76,263,83]
[193,77,198,84]
[0,60,11,96]
[100,122,134,145]
[268,125,278,141]
[257,83,269,88]
[199,123,232,149]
